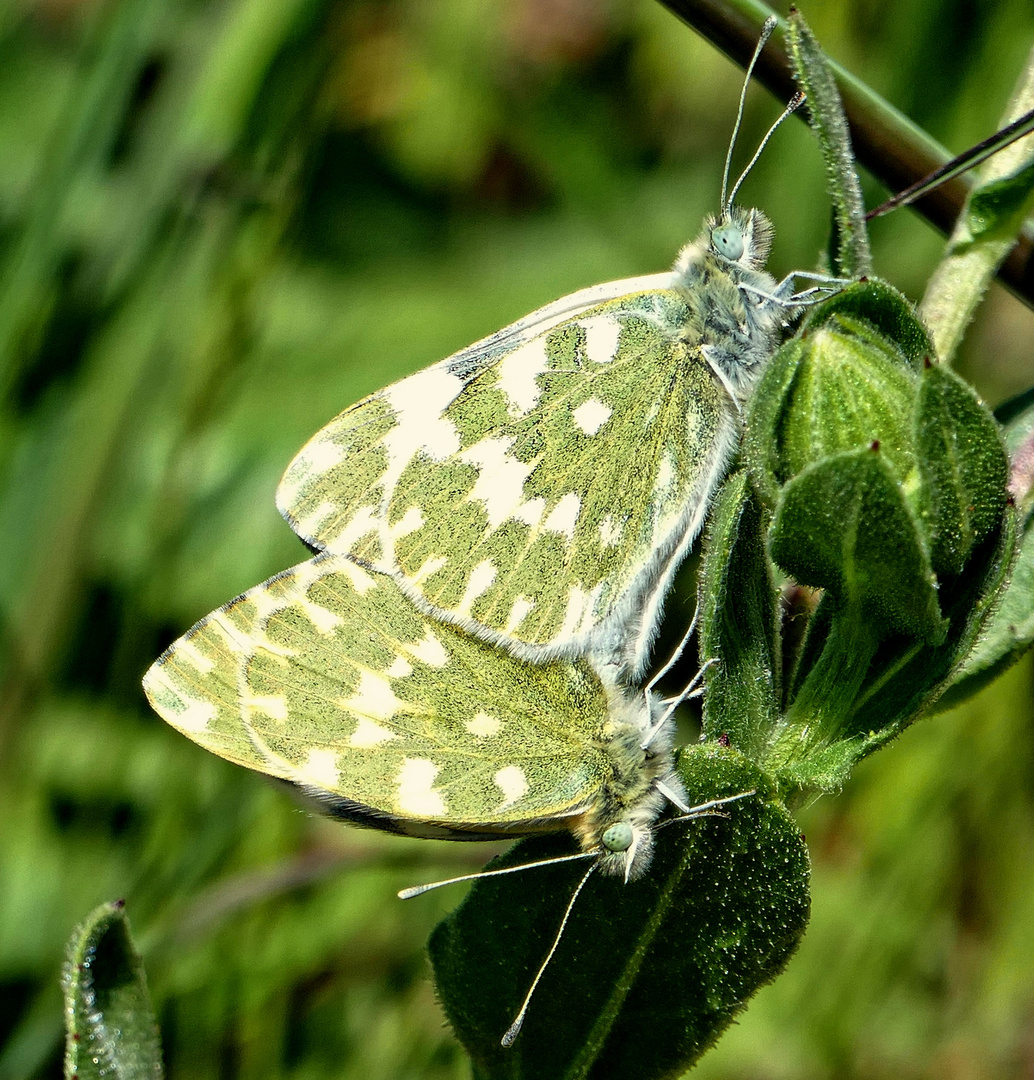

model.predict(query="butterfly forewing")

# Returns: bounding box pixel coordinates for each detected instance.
[276,274,674,560]
[143,555,619,837]
[277,289,735,667]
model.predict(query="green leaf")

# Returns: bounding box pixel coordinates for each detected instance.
[851,506,1015,729]
[914,363,1008,577]
[964,155,1034,243]
[62,900,163,1080]
[786,11,872,278]
[769,508,1014,794]
[697,472,779,759]
[429,749,808,1080]
[938,509,1033,707]
[769,446,944,643]
[938,390,1034,702]
[743,338,805,509]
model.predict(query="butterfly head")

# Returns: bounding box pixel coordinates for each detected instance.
[707,206,774,271]
[598,815,656,882]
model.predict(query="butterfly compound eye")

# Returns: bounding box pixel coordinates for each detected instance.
[711,224,745,261]
[601,821,634,852]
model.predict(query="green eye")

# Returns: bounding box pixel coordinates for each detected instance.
[601,822,634,852]
[711,224,744,261]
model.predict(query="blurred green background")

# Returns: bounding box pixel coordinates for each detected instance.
[2,0,1034,1077]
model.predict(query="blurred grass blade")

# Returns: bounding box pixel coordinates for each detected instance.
[0,0,160,400]
[62,900,163,1080]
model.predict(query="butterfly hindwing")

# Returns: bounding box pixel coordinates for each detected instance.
[143,555,622,838]
[277,288,736,670]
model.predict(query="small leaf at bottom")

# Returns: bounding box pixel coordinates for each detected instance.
[429,748,809,1080]
[62,900,163,1080]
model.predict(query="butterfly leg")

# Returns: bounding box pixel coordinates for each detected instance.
[640,657,719,752]
[643,598,702,705]
[775,269,854,306]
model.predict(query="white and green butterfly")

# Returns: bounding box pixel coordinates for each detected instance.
[142,553,754,1043]
[277,209,796,680]
[143,553,704,882]
[275,27,831,681]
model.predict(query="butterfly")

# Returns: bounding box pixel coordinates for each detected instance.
[143,23,794,1044]
[143,553,703,882]
[274,23,831,683]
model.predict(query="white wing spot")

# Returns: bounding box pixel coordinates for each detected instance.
[598,514,624,547]
[513,497,545,528]
[317,504,379,555]
[385,655,413,678]
[504,597,534,633]
[350,716,398,747]
[497,337,548,415]
[654,450,676,493]
[298,748,339,791]
[388,505,424,541]
[410,628,449,668]
[543,492,581,539]
[573,398,612,436]
[173,639,214,674]
[304,438,344,476]
[397,758,447,816]
[457,559,497,616]
[278,440,342,509]
[580,316,622,364]
[466,712,502,737]
[298,597,342,635]
[494,765,529,809]
[460,436,534,530]
[383,367,463,492]
[244,694,289,722]
[246,586,287,625]
[341,560,378,595]
[339,669,404,720]
[174,696,217,733]
[294,500,338,540]
[558,585,590,640]
[410,555,447,584]
[207,608,293,664]
[205,611,249,653]
[148,674,216,734]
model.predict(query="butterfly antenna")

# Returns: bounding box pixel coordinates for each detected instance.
[501,861,598,1047]
[726,90,806,212]
[720,15,778,212]
[398,850,594,900]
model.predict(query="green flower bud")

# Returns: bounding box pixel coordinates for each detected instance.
[746,279,927,509]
